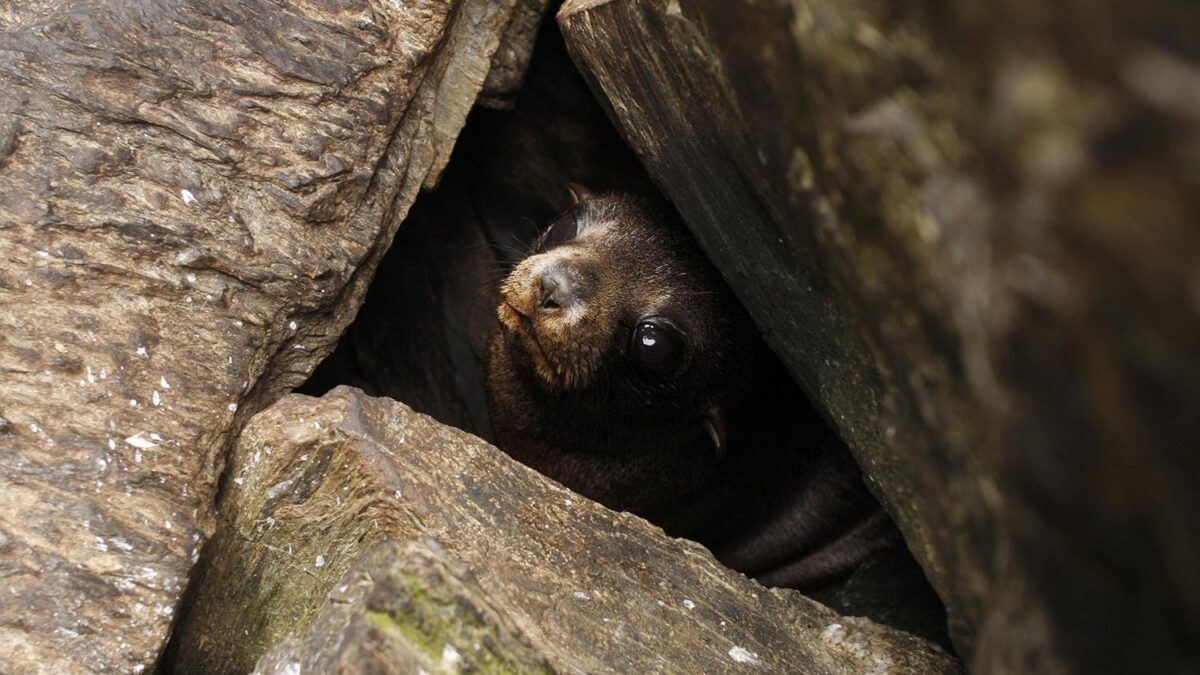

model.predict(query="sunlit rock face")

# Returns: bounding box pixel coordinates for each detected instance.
[0,0,521,670]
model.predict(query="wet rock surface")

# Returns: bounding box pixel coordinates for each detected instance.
[175,386,959,674]
[0,0,519,671]
[559,0,1200,672]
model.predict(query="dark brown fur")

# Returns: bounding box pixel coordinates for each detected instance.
[485,192,903,595]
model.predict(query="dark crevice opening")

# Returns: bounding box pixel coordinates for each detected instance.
[299,19,952,651]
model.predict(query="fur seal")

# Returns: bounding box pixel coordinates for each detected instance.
[485,189,938,619]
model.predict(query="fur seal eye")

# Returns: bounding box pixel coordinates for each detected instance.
[538,213,579,250]
[631,319,681,373]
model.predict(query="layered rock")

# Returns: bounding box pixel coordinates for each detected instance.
[251,538,552,675]
[175,387,959,674]
[559,0,1200,672]
[0,1,522,670]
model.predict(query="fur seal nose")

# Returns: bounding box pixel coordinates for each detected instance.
[538,267,577,311]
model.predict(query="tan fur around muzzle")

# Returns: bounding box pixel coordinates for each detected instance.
[497,249,614,390]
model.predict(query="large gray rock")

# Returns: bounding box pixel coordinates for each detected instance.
[174,386,959,674]
[0,1,520,671]
[559,0,1200,672]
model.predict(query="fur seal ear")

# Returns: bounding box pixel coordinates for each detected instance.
[703,406,727,460]
[567,183,595,204]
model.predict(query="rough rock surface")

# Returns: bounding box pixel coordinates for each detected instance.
[251,538,552,674]
[174,386,959,674]
[0,1,519,671]
[560,0,1200,672]
[479,0,552,109]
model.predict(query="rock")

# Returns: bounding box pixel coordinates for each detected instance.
[173,386,959,674]
[479,0,553,109]
[0,0,521,671]
[559,0,1200,672]
[251,537,551,674]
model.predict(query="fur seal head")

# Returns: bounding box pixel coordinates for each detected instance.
[490,188,752,458]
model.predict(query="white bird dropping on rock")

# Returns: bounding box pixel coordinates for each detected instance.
[124,433,158,449]
[728,646,761,666]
